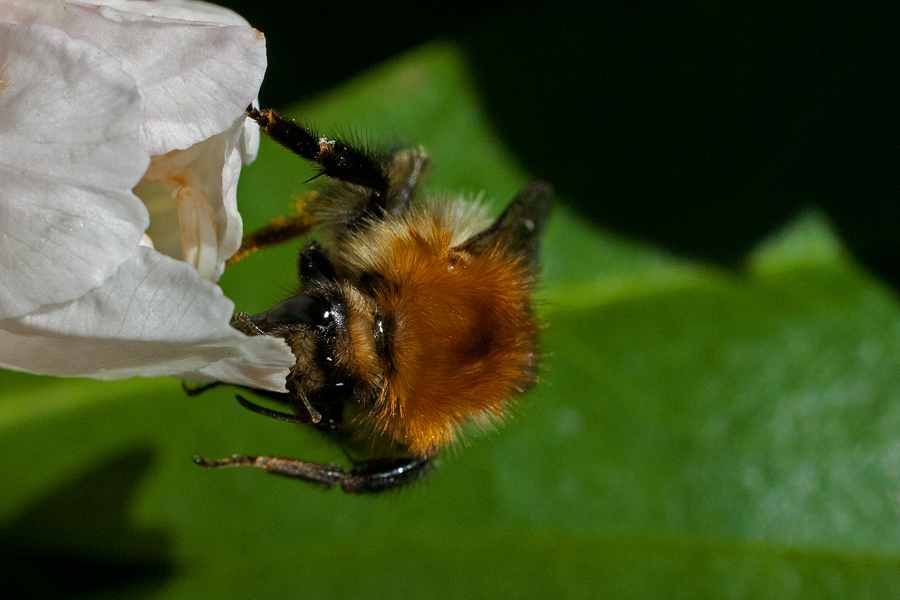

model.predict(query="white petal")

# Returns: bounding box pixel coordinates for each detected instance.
[0,247,295,391]
[0,22,149,320]
[218,116,251,268]
[136,116,248,281]
[0,1,267,155]
[173,183,220,279]
[82,0,255,27]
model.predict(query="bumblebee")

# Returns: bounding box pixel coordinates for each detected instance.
[192,106,553,493]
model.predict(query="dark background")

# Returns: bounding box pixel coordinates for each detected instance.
[221,0,900,288]
[220,1,900,286]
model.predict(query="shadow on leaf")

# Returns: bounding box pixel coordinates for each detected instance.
[0,447,175,599]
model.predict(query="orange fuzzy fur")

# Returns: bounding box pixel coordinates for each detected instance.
[346,206,539,455]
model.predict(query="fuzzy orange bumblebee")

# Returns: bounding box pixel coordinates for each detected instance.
[191,106,553,493]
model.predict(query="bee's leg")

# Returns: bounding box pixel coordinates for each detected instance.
[235,394,322,425]
[229,312,267,336]
[181,381,223,396]
[384,147,430,215]
[193,454,344,488]
[297,240,336,282]
[193,454,433,494]
[227,193,318,265]
[247,106,391,208]
[183,383,315,423]
[343,456,435,493]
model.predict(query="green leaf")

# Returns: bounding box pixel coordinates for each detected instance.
[3,43,900,599]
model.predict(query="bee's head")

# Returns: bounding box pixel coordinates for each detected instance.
[237,280,383,406]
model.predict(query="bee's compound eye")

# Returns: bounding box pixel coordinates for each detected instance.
[265,294,332,327]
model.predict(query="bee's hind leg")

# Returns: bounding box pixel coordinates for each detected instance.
[193,454,434,494]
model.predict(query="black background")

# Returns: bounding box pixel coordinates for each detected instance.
[222,0,900,287]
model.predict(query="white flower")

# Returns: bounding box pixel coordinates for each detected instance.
[0,1,295,391]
